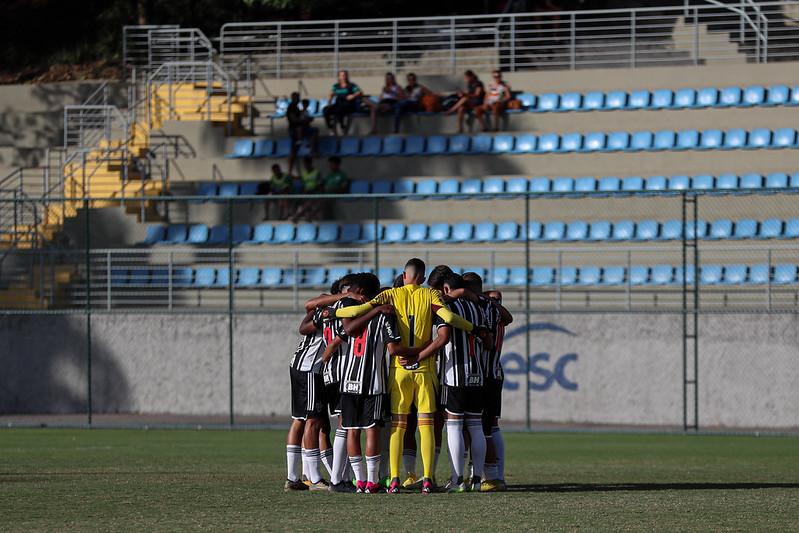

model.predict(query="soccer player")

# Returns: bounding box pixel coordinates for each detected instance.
[423,267,491,492]
[322,258,491,494]
[462,272,513,492]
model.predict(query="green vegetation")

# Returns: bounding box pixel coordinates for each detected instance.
[1,429,797,531]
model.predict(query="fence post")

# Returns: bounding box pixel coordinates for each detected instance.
[84,198,93,426]
[525,191,531,430]
[227,198,235,427]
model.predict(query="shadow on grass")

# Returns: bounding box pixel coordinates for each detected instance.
[509,482,799,492]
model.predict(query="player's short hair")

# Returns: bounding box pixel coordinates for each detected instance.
[354,272,381,299]
[461,271,483,293]
[404,258,426,281]
[392,274,404,288]
[333,273,356,294]
[427,264,454,291]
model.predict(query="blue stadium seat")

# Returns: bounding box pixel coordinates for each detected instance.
[582,91,604,111]
[715,173,739,192]
[695,87,719,107]
[652,130,676,150]
[772,128,797,148]
[490,267,509,286]
[405,223,428,242]
[460,179,482,197]
[496,221,519,241]
[540,221,566,241]
[559,92,581,112]
[258,267,282,287]
[530,267,553,286]
[279,268,299,287]
[238,182,259,199]
[698,129,723,150]
[128,268,152,286]
[707,219,733,240]
[522,221,543,241]
[293,223,317,243]
[159,224,188,245]
[789,86,799,106]
[383,223,406,243]
[605,131,630,151]
[529,177,550,194]
[658,220,683,241]
[628,266,649,285]
[559,132,583,152]
[315,223,339,244]
[609,220,634,241]
[491,135,514,154]
[303,267,327,287]
[574,177,597,195]
[403,136,425,155]
[193,267,216,287]
[225,139,254,159]
[621,176,645,195]
[773,264,798,284]
[747,263,770,285]
[231,224,251,244]
[451,222,474,241]
[757,218,783,239]
[171,268,194,287]
[559,266,578,285]
[629,131,653,151]
[110,268,129,286]
[218,183,239,200]
[437,179,459,198]
[393,179,415,197]
[564,221,588,241]
[371,180,392,196]
[672,266,696,285]
[673,88,696,108]
[482,178,505,196]
[341,136,364,156]
[149,268,171,286]
[186,224,210,245]
[699,264,723,285]
[447,134,470,154]
[248,139,273,158]
[633,220,659,241]
[747,129,771,149]
[644,175,667,195]
[550,177,574,194]
[780,218,799,239]
[415,179,437,198]
[317,136,338,157]
[586,220,611,241]
[675,129,700,150]
[581,132,606,152]
[513,134,536,153]
[684,220,708,240]
[691,174,715,193]
[739,173,763,192]
[601,266,625,286]
[537,133,559,152]
[195,183,217,202]
[667,175,691,194]
[428,222,451,242]
[718,86,742,107]
[627,90,650,109]
[373,267,395,286]
[272,223,296,244]
[349,180,370,196]
[325,267,350,285]
[243,223,274,245]
[237,267,260,287]
[536,93,559,112]
[204,225,228,245]
[473,222,496,242]
[605,91,627,109]
[273,138,293,158]
[740,86,766,107]
[596,176,621,196]
[722,129,747,150]
[381,136,404,155]
[426,135,448,155]
[650,265,674,285]
[732,219,757,240]
[650,89,673,109]
[516,93,536,110]
[765,85,790,106]
[337,223,361,244]
[469,135,491,154]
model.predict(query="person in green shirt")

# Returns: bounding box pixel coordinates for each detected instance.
[291,156,324,222]
[323,156,349,194]
[267,163,296,220]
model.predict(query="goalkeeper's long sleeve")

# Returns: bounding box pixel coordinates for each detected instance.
[334,302,374,319]
[435,305,474,332]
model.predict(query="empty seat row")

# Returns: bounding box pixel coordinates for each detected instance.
[138,217,799,247]
[226,127,799,158]
[267,84,799,118]
[109,263,799,289]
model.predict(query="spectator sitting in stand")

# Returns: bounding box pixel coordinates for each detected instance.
[323,70,363,136]
[444,70,487,133]
[393,72,443,134]
[475,70,511,132]
[366,72,407,134]
[287,92,319,174]
[291,156,324,223]
[321,156,350,219]
[266,163,296,220]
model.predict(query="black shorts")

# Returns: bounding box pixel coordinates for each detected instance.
[482,377,504,421]
[325,382,342,416]
[290,367,326,420]
[339,393,385,430]
[440,384,483,416]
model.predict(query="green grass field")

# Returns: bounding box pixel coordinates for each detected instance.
[1,428,798,531]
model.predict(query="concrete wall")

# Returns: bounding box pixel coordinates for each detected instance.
[2,312,797,429]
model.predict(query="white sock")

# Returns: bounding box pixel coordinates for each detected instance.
[467,419,486,481]
[304,448,324,484]
[286,445,302,482]
[321,448,334,477]
[403,449,417,476]
[331,429,348,484]
[380,423,391,479]
[446,418,465,483]
[492,426,505,480]
[349,455,365,483]
[366,455,381,485]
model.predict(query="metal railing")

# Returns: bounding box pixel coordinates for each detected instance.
[216,1,797,77]
[123,25,180,80]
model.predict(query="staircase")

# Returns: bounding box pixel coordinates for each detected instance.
[0,264,79,309]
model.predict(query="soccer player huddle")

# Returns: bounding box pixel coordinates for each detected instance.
[285,258,512,494]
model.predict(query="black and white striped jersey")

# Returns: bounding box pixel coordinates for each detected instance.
[437,298,486,387]
[476,295,506,381]
[321,300,348,385]
[338,311,400,396]
[288,313,326,373]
